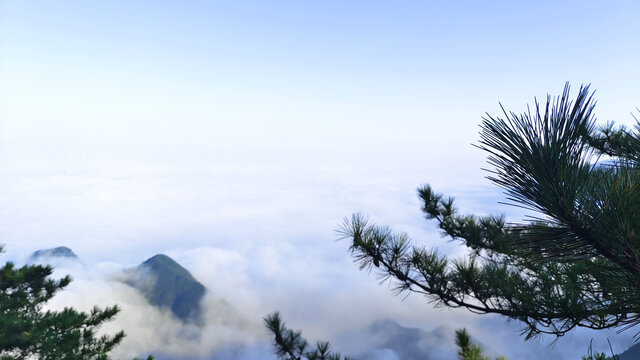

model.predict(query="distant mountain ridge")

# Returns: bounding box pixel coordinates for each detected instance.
[332,318,457,360]
[30,246,78,261]
[619,342,640,360]
[28,247,206,322]
[361,319,455,360]
[124,254,206,322]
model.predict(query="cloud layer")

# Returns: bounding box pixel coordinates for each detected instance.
[3,150,636,359]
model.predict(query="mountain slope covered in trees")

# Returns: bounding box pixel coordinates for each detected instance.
[124,254,206,322]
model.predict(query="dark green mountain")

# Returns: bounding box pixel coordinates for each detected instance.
[619,342,640,360]
[30,246,78,261]
[124,254,206,322]
[357,319,453,360]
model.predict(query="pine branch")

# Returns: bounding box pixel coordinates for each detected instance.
[264,312,354,360]
[340,84,640,338]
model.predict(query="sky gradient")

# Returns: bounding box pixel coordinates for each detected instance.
[2,1,640,156]
[1,1,640,359]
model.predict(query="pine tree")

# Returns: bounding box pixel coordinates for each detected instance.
[0,246,153,359]
[455,328,507,360]
[339,84,640,339]
[264,312,510,360]
[266,84,631,359]
[263,312,354,360]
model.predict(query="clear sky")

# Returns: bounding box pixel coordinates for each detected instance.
[2,1,639,156]
[1,1,640,359]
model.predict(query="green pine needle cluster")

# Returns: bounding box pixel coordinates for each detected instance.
[0,247,153,359]
[264,312,354,360]
[264,313,618,359]
[339,84,640,339]
[455,328,507,360]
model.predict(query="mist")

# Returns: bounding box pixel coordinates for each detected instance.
[6,150,635,359]
[2,2,639,357]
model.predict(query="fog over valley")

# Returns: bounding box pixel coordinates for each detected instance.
[3,153,636,359]
[1,1,639,359]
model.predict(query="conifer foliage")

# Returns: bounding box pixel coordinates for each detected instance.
[455,328,507,360]
[264,313,511,360]
[339,84,640,339]
[264,312,354,360]
[0,246,152,359]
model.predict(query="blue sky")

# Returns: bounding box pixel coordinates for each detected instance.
[2,1,639,156]
[1,1,640,359]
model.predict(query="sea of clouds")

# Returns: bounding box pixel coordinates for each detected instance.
[1,148,635,359]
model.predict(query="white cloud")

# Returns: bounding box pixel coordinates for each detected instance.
[2,151,635,359]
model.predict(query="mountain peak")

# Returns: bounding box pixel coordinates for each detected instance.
[30,246,78,260]
[142,254,196,281]
[125,254,206,322]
